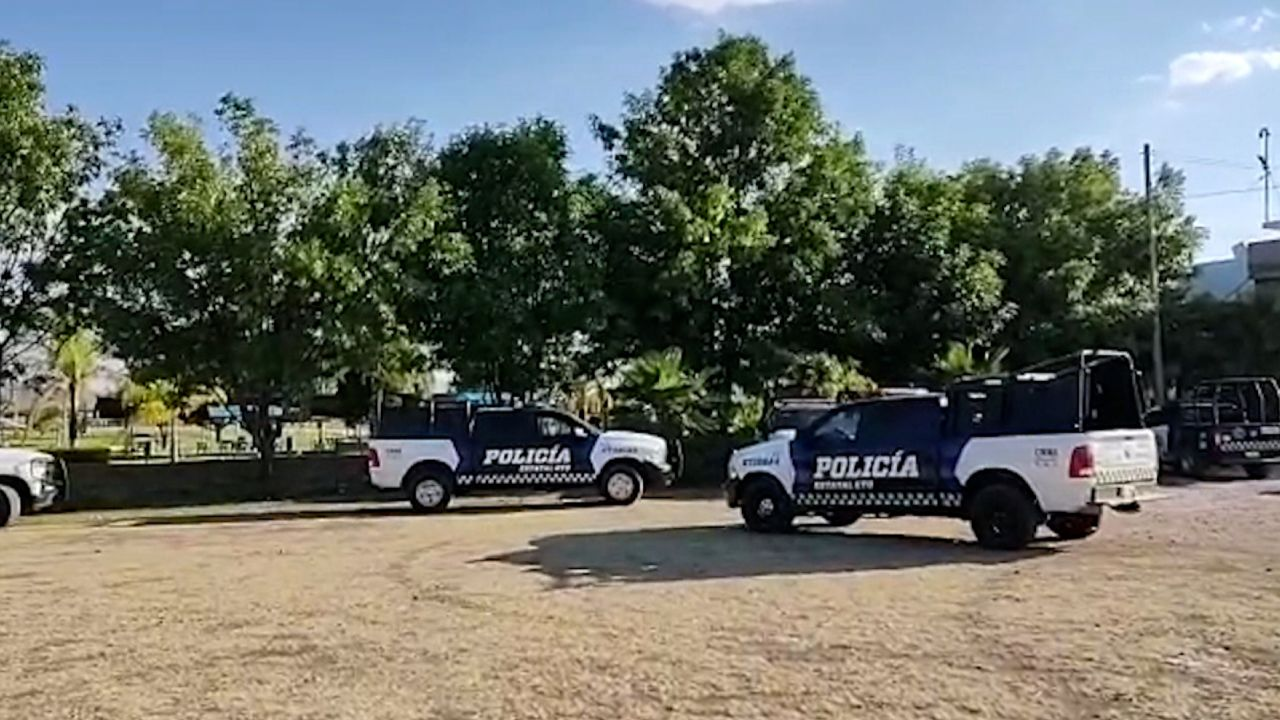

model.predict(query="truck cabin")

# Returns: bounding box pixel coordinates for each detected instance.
[375,397,597,441]
[1168,378,1280,429]
[946,350,1145,437]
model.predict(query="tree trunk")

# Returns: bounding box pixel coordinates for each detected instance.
[251,395,278,486]
[68,379,79,447]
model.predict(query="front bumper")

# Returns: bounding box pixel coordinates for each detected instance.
[31,480,59,511]
[724,477,741,508]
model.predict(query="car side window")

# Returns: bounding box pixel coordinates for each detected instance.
[473,412,536,443]
[813,408,861,443]
[537,413,575,438]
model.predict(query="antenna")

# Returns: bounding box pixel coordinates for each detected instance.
[1261,127,1272,225]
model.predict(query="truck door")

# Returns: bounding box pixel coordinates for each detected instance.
[850,400,944,507]
[793,399,945,511]
[532,410,597,484]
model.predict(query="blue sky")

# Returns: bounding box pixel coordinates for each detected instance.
[6,0,1278,259]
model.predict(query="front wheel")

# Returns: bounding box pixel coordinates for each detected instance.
[1244,464,1270,480]
[0,485,21,528]
[821,510,862,527]
[969,484,1039,550]
[600,465,644,506]
[741,481,794,533]
[406,470,453,514]
[1046,512,1101,540]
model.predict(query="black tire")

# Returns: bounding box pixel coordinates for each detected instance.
[1046,512,1101,541]
[406,468,453,514]
[1244,464,1270,480]
[741,480,794,534]
[0,485,21,529]
[821,510,862,527]
[969,484,1039,550]
[599,464,644,506]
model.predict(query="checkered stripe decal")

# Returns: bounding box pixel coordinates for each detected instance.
[457,472,596,487]
[1093,466,1157,486]
[1218,439,1280,453]
[794,491,963,508]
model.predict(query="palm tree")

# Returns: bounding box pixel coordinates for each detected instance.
[53,329,102,447]
[614,348,714,437]
[934,341,1009,383]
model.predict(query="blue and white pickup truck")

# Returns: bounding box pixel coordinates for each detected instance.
[726,351,1158,549]
[368,400,676,512]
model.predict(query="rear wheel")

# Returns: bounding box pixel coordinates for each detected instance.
[1047,512,1101,541]
[969,484,1039,550]
[821,510,862,527]
[1244,464,1270,480]
[600,465,644,506]
[406,468,452,514]
[0,485,21,528]
[741,481,794,534]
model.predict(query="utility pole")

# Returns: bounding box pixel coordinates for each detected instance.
[1260,127,1272,224]
[1144,143,1166,404]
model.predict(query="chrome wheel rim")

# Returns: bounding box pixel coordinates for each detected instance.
[414,479,445,507]
[606,472,635,501]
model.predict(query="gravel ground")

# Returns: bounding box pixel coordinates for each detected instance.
[1,481,1278,720]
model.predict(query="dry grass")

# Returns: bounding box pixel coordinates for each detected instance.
[2,482,1278,719]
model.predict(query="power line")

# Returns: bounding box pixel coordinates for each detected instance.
[1184,185,1276,200]
[1155,152,1259,172]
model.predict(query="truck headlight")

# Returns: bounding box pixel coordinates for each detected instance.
[28,460,49,481]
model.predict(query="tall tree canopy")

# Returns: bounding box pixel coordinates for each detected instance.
[957,149,1201,365]
[421,118,602,397]
[53,96,437,472]
[0,44,112,384]
[595,34,876,396]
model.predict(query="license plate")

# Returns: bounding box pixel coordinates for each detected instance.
[1246,451,1262,459]
[1093,484,1138,505]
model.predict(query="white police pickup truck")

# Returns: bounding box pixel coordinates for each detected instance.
[368,399,675,512]
[726,351,1158,549]
[0,448,63,528]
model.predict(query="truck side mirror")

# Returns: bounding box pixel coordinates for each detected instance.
[573,426,588,438]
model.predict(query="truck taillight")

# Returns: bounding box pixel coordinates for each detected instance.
[367,448,380,468]
[1068,445,1095,479]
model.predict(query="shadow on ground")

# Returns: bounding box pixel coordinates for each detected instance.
[121,499,613,527]
[481,525,1058,587]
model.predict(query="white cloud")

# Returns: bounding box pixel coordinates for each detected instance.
[1168,48,1280,87]
[641,0,798,14]
[1202,8,1277,35]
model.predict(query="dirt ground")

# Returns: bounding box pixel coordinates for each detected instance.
[2,480,1278,720]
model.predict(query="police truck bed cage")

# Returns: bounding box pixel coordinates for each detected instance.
[947,350,1144,436]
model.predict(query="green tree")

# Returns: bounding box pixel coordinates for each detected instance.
[838,159,1011,379]
[958,149,1201,366]
[312,122,453,404]
[0,45,113,383]
[124,378,182,451]
[594,34,875,396]
[53,96,409,477]
[51,328,101,446]
[423,119,602,397]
